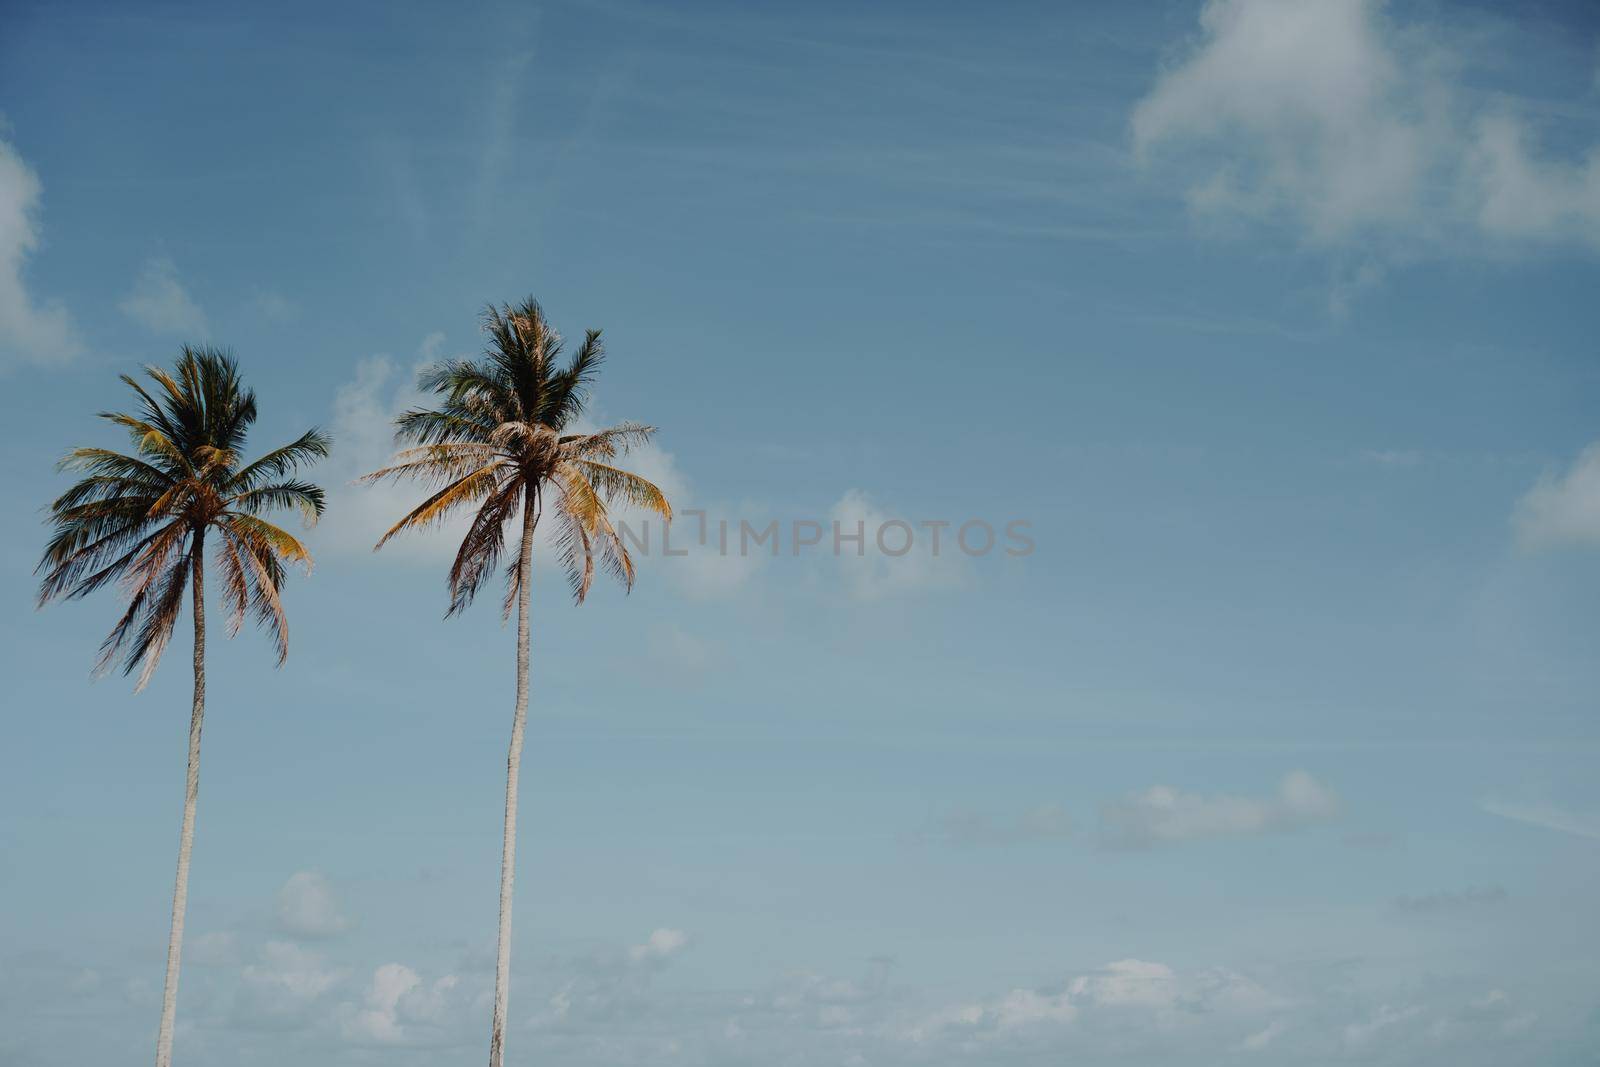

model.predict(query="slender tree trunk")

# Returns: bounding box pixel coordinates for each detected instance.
[489,505,536,1067]
[155,531,205,1067]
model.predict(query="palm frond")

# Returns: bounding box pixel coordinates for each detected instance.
[106,374,188,465]
[218,523,290,664]
[130,554,194,691]
[101,409,190,471]
[360,443,499,485]
[488,299,561,420]
[448,479,523,617]
[48,474,167,513]
[393,406,498,447]
[374,465,504,549]
[559,422,656,461]
[549,505,596,604]
[568,459,672,520]
[229,428,332,491]
[223,513,313,572]
[58,447,175,486]
[550,467,639,601]
[213,528,253,638]
[229,480,326,526]
[539,328,603,428]
[38,519,175,605]
[94,529,191,687]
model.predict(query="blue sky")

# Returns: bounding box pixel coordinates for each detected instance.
[3,0,1600,1063]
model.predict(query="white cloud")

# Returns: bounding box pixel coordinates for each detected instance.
[1133,0,1439,241]
[244,942,341,1000]
[1362,448,1423,468]
[595,440,770,602]
[1071,958,1178,1010]
[274,871,350,939]
[639,488,1016,602]
[1513,443,1600,549]
[534,925,697,1031]
[317,350,456,561]
[1134,0,1600,255]
[1237,1018,1288,1051]
[248,288,298,324]
[980,985,1079,1030]
[340,963,460,1045]
[0,136,80,367]
[343,963,419,1043]
[649,518,768,598]
[629,928,689,964]
[826,489,969,600]
[2,919,1560,1064]
[119,256,209,337]
[1326,258,1387,318]
[902,958,1281,1049]
[1471,114,1600,244]
[1343,1003,1422,1047]
[1455,990,1537,1038]
[1099,770,1338,848]
[320,336,508,563]
[236,941,344,1027]
[187,931,241,967]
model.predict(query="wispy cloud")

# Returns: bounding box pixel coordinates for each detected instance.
[627,928,689,965]
[0,907,1562,1064]
[474,20,538,231]
[369,134,429,240]
[340,963,460,1046]
[1361,448,1424,468]
[827,489,971,601]
[119,256,209,338]
[315,339,462,562]
[1343,1003,1423,1048]
[275,871,351,940]
[1513,443,1600,550]
[248,288,298,324]
[1099,770,1338,849]
[1481,798,1600,841]
[0,135,80,367]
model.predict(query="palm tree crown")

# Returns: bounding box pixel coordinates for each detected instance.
[363,297,671,604]
[37,346,329,686]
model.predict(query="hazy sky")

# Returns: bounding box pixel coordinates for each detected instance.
[3,1,1600,1064]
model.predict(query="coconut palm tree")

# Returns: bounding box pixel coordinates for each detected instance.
[363,298,670,1067]
[36,346,329,1067]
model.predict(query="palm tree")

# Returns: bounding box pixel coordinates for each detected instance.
[363,298,671,1067]
[36,346,329,1067]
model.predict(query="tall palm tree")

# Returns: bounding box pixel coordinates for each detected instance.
[363,298,670,1067]
[36,347,329,1067]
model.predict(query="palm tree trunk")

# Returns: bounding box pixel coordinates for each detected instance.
[155,531,205,1067]
[489,505,536,1067]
